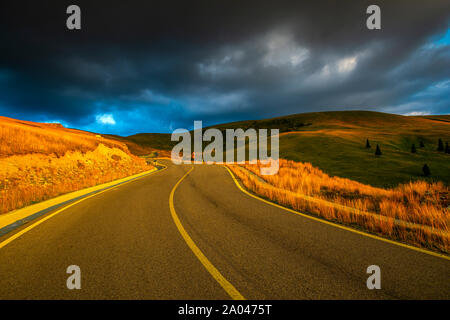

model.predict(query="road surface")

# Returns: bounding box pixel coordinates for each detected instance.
[0,160,448,299]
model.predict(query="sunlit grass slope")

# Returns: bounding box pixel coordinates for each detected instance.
[0,116,152,214]
[229,160,449,253]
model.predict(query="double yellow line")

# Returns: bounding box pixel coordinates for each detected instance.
[0,162,245,300]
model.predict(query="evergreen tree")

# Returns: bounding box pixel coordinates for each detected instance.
[422,164,431,176]
[438,138,444,152]
[419,141,424,148]
[445,142,450,154]
[375,144,382,156]
[366,139,371,148]
[411,144,416,153]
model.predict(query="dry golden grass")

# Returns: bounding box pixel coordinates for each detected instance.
[228,159,449,253]
[0,116,152,214]
[0,116,128,157]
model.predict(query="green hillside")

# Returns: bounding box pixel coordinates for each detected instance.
[109,111,450,188]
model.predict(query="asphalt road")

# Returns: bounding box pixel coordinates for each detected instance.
[0,160,448,299]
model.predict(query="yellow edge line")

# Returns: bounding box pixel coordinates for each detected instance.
[169,166,246,300]
[0,165,167,250]
[224,166,450,261]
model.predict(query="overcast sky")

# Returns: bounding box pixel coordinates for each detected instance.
[1,0,449,135]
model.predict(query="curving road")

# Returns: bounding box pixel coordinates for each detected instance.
[0,160,448,299]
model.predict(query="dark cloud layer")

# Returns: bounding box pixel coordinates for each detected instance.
[1,0,449,134]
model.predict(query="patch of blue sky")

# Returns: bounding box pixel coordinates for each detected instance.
[412,79,450,99]
[77,101,189,135]
[426,27,450,49]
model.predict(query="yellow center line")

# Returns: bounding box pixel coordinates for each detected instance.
[0,165,167,250]
[169,166,246,300]
[224,165,450,261]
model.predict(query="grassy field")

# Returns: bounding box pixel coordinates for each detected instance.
[111,111,450,188]
[276,112,450,187]
[0,116,152,214]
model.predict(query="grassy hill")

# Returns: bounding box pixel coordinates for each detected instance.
[272,111,450,187]
[417,115,450,123]
[0,116,130,157]
[108,111,450,188]
[0,116,152,214]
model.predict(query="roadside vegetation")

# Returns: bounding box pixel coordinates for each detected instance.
[0,116,152,214]
[228,159,449,253]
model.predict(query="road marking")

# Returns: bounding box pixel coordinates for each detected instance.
[224,166,450,261]
[0,165,167,250]
[169,166,246,300]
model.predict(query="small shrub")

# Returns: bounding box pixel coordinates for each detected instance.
[422,164,431,177]
[438,138,444,152]
[375,144,382,156]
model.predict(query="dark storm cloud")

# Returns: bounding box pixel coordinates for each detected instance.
[0,0,449,134]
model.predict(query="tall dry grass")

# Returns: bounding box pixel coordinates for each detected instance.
[0,116,128,157]
[228,159,449,253]
[0,116,152,214]
[0,144,151,214]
